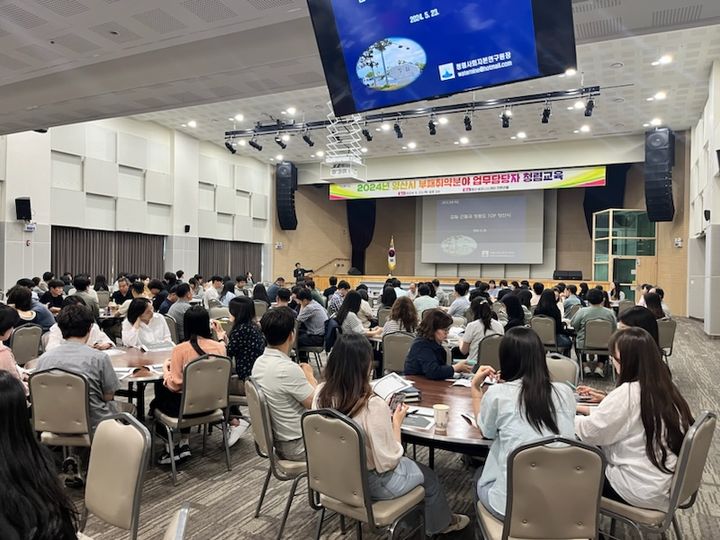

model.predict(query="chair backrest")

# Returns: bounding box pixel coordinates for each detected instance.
[583,319,614,350]
[566,303,581,320]
[477,334,503,371]
[96,290,110,308]
[617,299,635,317]
[451,316,466,328]
[179,355,231,418]
[10,325,43,365]
[530,316,556,347]
[463,307,475,322]
[377,307,392,328]
[209,306,230,320]
[245,378,275,459]
[29,368,90,435]
[667,411,717,518]
[163,503,191,540]
[505,437,605,539]
[657,318,677,353]
[302,409,373,522]
[85,413,150,532]
[382,332,415,373]
[546,353,578,386]
[254,301,268,319]
[164,315,178,344]
[40,331,50,352]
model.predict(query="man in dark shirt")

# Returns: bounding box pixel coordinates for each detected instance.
[40,279,65,314]
[149,279,168,312]
[323,276,338,300]
[267,277,285,303]
[110,277,133,305]
[293,262,313,282]
[159,285,178,315]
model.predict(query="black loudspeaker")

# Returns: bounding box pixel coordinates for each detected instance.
[705,210,711,222]
[276,161,298,230]
[553,270,583,280]
[184,225,191,233]
[15,197,31,221]
[716,149,720,172]
[644,128,675,222]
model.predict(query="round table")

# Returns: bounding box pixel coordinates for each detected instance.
[401,375,491,467]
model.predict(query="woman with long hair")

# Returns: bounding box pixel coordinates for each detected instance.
[314,334,469,535]
[93,274,109,292]
[618,306,660,345]
[226,296,265,386]
[610,281,625,301]
[220,280,236,307]
[379,286,397,309]
[382,296,419,336]
[533,289,572,353]
[335,290,383,339]
[121,297,173,349]
[501,294,525,330]
[578,282,590,304]
[457,298,504,362]
[515,289,533,323]
[0,371,78,538]
[404,310,472,380]
[471,327,576,518]
[252,283,271,306]
[643,292,666,320]
[576,327,694,510]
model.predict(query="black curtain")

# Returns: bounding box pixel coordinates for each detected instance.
[583,163,633,235]
[346,199,376,274]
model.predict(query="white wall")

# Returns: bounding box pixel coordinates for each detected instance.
[0,118,273,288]
[689,60,720,336]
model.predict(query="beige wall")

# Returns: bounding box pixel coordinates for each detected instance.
[365,197,416,275]
[556,188,593,279]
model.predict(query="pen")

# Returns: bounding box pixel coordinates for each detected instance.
[406,410,418,416]
[460,413,474,425]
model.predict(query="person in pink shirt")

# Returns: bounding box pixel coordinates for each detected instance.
[0,304,27,394]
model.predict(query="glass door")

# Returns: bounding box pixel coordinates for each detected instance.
[612,257,636,302]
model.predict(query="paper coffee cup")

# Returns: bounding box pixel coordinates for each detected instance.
[433,404,450,432]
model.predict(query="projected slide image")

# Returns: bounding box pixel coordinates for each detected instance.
[356,37,426,91]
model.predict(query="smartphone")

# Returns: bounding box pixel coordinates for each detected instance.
[388,392,406,413]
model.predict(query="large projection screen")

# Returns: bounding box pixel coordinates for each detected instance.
[421,191,544,264]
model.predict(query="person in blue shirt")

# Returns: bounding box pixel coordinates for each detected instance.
[404,310,471,380]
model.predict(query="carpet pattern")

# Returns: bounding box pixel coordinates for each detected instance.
[76,318,720,539]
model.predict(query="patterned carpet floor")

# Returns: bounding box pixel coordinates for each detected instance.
[75,318,720,539]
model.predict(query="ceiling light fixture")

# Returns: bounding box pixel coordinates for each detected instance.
[501,108,511,129]
[249,138,262,152]
[187,120,197,128]
[286,106,297,115]
[316,150,325,157]
[234,114,244,122]
[276,154,283,161]
[459,136,469,144]
[381,122,391,131]
[408,142,417,149]
[580,125,591,133]
[438,117,449,125]
[238,140,246,146]
[650,118,662,126]
[224,141,236,154]
[654,91,667,100]
[428,118,437,136]
[464,113,473,131]
[302,132,315,147]
[541,102,552,124]
[651,55,673,66]
[517,132,527,139]
[274,135,287,150]
[584,98,595,117]
[361,147,368,153]
[565,68,577,76]
[394,122,403,139]
[281,134,290,142]
[362,127,373,142]
[574,100,585,110]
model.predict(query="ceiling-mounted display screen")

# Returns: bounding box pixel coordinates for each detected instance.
[307,0,577,117]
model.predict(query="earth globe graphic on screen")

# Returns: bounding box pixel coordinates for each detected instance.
[356,37,427,91]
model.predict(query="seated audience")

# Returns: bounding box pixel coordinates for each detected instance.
[40,271,54,292]
[40,279,66,314]
[71,275,99,318]
[36,304,123,431]
[651,287,672,318]
[447,281,471,317]
[575,328,694,511]
[202,276,223,309]
[516,289,533,323]
[0,305,26,393]
[617,306,660,345]
[533,289,572,353]
[404,310,471,380]
[305,279,325,306]
[471,327,576,519]
[636,283,653,307]
[46,297,113,351]
[314,334,469,535]
[432,279,449,307]
[644,292,666,320]
[578,282,589,304]
[610,281,625,301]
[7,285,55,332]
[414,283,440,313]
[406,282,417,301]
[458,299,504,362]
[148,279,168,312]
[487,279,499,298]
[562,284,582,313]
[159,285,178,315]
[234,275,248,297]
[392,278,407,298]
[226,296,266,386]
[379,285,398,309]
[110,277,133,305]
[121,298,173,349]
[383,296,419,336]
[355,287,375,328]
[323,275,338,300]
[251,307,318,461]
[571,288,617,377]
[93,274,109,292]
[296,288,327,357]
[336,291,383,339]
[327,280,351,316]
[219,280,236,307]
[175,270,184,283]
[167,283,193,341]
[252,283,271,306]
[266,277,286,303]
[501,294,526,330]
[530,282,544,307]
[0,371,79,538]
[273,288,295,313]
[117,281,147,317]
[189,277,204,301]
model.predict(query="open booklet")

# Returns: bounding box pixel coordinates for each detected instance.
[114,364,164,380]
[140,341,175,353]
[370,372,417,400]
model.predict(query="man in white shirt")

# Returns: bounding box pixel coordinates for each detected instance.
[414,283,439,314]
[46,296,114,351]
[406,282,417,301]
[202,275,224,309]
[251,307,317,461]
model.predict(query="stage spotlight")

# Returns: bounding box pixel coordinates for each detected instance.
[275,135,287,150]
[464,114,472,131]
[362,128,373,142]
[224,141,236,154]
[428,118,437,136]
[394,122,403,139]
[501,109,511,129]
[584,98,595,117]
[249,138,263,151]
[302,133,315,147]
[541,104,552,124]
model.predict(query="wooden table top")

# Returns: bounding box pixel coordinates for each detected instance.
[402,375,491,447]
[26,347,170,377]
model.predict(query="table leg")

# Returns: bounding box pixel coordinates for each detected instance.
[136,382,146,422]
[127,382,134,405]
[429,447,435,469]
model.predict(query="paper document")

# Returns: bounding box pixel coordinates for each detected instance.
[105,349,127,357]
[371,372,414,400]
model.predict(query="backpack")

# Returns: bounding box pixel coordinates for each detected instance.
[324,317,341,352]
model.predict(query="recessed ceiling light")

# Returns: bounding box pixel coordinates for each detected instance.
[453,141,459,145]
[286,106,297,115]
[614,123,625,129]
[187,120,197,128]
[565,68,577,76]
[650,118,662,126]
[381,122,391,131]
[517,131,527,139]
[459,136,469,144]
[511,136,517,140]
[643,123,650,127]
[408,142,417,149]
[269,158,275,161]
[567,106,575,111]
[234,113,244,122]
[612,97,625,103]
[652,55,673,66]
[580,125,591,133]
[228,117,234,121]
[316,150,325,157]
[276,154,283,161]
[281,134,290,142]
[654,91,667,100]
[574,100,585,110]
[238,140,246,146]
[438,117,449,125]
[375,128,382,132]
[402,146,407,150]
[573,130,580,134]
[181,123,187,127]
[361,147,368,153]
[610,62,624,69]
